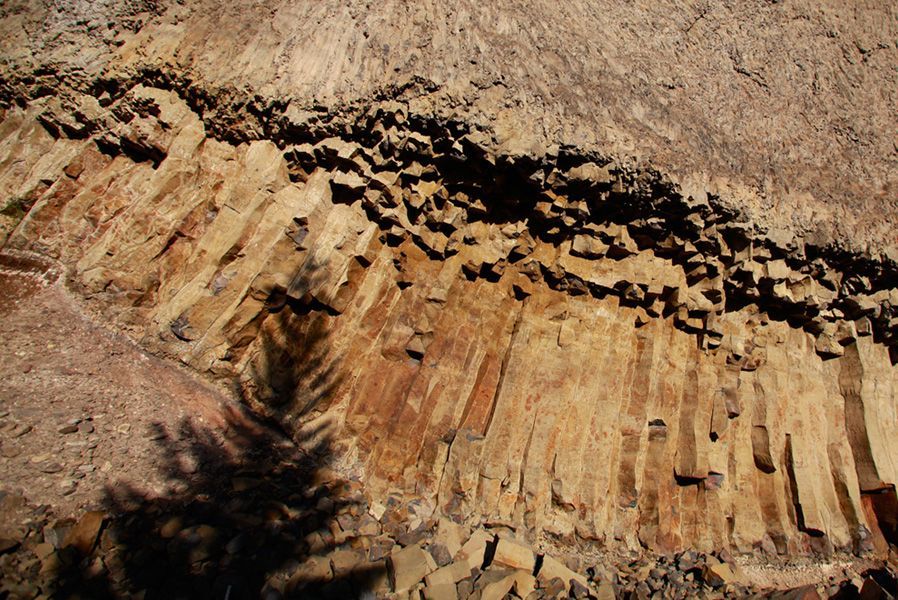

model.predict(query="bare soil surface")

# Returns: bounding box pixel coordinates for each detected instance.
[0,252,356,599]
[0,252,242,517]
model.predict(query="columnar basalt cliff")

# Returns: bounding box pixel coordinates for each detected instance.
[1,0,897,571]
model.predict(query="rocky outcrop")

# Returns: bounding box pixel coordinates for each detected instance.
[2,72,898,565]
[3,1,897,251]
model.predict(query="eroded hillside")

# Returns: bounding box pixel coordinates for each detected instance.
[1,0,897,598]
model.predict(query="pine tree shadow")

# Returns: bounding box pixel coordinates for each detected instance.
[44,261,386,599]
[239,271,345,439]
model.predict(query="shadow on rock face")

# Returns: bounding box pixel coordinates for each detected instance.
[242,293,345,437]
[41,263,384,599]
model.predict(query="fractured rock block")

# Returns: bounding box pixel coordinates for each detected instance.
[424,560,474,587]
[492,538,535,572]
[389,544,438,592]
[763,259,791,281]
[433,518,466,559]
[62,511,105,555]
[314,137,361,164]
[570,233,609,259]
[423,582,458,600]
[288,555,333,591]
[835,321,857,346]
[752,426,777,474]
[701,556,743,589]
[537,555,589,593]
[480,572,516,600]
[566,161,612,185]
[330,171,367,202]
[815,330,845,358]
[456,529,493,571]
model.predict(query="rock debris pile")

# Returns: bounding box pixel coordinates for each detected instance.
[3,483,897,599]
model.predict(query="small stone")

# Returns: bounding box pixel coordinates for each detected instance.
[677,551,697,572]
[78,421,94,434]
[428,542,453,567]
[369,501,387,521]
[34,541,55,560]
[543,577,567,598]
[40,462,64,474]
[716,549,735,565]
[423,582,458,600]
[58,424,79,434]
[397,528,427,547]
[368,537,394,562]
[1,446,22,458]
[12,424,32,438]
[570,578,591,599]
[231,477,261,492]
[160,516,183,539]
[456,577,475,599]
[226,533,246,555]
[63,511,105,554]
[43,524,67,549]
[0,537,20,554]
[315,497,334,514]
[287,555,333,592]
[177,524,220,563]
[701,560,735,589]
[596,580,616,600]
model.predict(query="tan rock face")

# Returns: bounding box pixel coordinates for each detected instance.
[1,42,898,562]
[3,0,897,251]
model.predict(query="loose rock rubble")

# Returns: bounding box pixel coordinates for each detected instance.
[4,481,898,599]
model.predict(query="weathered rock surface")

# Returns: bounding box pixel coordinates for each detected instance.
[1,0,898,584]
[1,80,897,561]
[2,1,897,251]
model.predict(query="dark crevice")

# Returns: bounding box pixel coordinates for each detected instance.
[480,534,499,571]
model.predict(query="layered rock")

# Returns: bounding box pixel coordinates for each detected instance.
[1,77,897,562]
